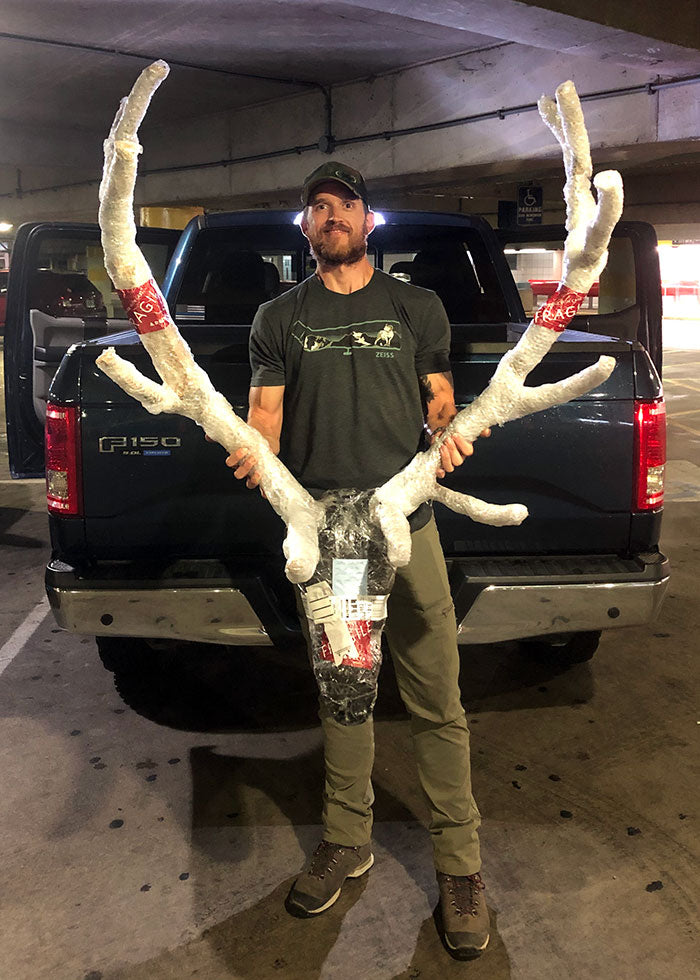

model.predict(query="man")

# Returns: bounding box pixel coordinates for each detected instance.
[227,161,490,960]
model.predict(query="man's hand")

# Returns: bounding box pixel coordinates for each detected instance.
[433,427,491,479]
[204,433,265,494]
[225,446,263,491]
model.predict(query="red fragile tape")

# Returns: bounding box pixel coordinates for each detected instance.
[117,279,172,334]
[534,285,588,332]
[319,620,374,669]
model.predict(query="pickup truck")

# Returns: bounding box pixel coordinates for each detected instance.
[4,210,669,676]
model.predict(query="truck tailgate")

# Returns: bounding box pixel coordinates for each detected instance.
[77,334,636,561]
[442,342,634,555]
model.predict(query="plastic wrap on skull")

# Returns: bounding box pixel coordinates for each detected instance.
[298,490,395,725]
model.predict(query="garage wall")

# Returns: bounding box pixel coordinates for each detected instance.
[2,42,699,225]
[124,45,674,210]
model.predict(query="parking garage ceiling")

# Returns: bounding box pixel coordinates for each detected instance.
[0,0,699,206]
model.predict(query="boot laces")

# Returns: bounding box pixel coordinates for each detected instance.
[309,840,353,880]
[445,872,486,917]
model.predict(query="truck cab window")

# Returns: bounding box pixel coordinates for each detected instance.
[33,235,172,320]
[383,235,508,327]
[174,229,301,323]
[505,237,637,325]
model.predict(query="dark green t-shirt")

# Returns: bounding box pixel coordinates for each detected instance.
[249,269,451,529]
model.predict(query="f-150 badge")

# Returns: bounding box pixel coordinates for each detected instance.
[98,435,181,455]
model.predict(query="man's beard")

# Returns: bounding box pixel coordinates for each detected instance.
[308,223,368,267]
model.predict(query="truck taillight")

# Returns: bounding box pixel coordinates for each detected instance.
[45,403,83,516]
[633,398,666,511]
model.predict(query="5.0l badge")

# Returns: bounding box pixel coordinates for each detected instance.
[98,435,182,456]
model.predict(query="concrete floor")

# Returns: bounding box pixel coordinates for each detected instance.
[0,342,698,980]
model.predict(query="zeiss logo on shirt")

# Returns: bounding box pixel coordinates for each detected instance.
[292,319,401,357]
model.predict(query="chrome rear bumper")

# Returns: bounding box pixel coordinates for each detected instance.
[456,576,669,644]
[49,584,273,645]
[47,553,670,647]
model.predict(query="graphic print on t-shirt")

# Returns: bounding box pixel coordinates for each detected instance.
[291,318,402,357]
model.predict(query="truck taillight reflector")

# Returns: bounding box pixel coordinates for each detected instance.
[45,403,83,516]
[633,399,666,511]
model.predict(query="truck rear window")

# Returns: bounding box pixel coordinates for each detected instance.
[504,237,636,321]
[174,223,511,327]
[32,235,172,321]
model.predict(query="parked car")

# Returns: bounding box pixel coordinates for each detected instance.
[28,270,108,319]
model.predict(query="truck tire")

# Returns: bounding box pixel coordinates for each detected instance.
[96,635,152,673]
[521,630,601,665]
[96,636,185,723]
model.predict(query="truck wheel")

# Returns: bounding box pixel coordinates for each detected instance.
[96,635,151,673]
[96,636,179,721]
[521,630,601,665]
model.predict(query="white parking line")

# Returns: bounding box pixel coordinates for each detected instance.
[0,597,51,677]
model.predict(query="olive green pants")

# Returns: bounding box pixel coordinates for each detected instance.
[298,516,482,875]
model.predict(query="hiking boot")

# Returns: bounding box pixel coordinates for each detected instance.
[285,840,374,918]
[436,870,490,959]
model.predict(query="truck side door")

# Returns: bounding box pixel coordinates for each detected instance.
[4,222,179,478]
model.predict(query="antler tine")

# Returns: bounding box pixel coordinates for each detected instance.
[98,66,169,292]
[95,62,325,584]
[96,347,181,415]
[432,486,528,526]
[98,98,125,208]
[113,60,169,143]
[540,83,592,213]
[537,96,564,146]
[516,355,616,417]
[540,81,623,292]
[587,169,624,257]
[372,80,623,566]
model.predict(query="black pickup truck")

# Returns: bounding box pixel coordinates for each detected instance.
[4,210,669,670]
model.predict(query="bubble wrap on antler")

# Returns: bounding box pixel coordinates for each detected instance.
[95,65,623,587]
[94,64,625,727]
[95,61,325,584]
[372,80,624,568]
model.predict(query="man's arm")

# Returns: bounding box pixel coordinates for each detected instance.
[419,371,490,476]
[420,371,458,436]
[226,384,285,488]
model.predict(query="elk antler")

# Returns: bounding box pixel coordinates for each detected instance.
[372,80,624,568]
[95,61,324,583]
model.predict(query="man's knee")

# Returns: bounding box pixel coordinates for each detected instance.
[319,695,376,727]
[409,702,468,735]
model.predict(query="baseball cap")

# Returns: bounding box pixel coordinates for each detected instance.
[301,161,369,207]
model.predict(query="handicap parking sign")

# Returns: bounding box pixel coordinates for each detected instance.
[517,185,543,225]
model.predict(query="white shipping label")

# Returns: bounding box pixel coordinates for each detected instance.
[332,559,368,597]
[303,581,335,623]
